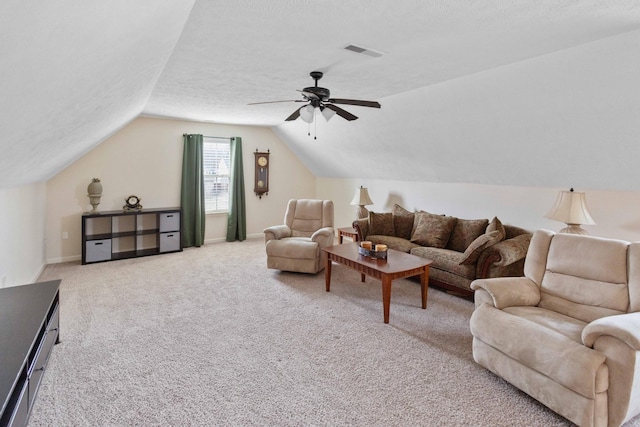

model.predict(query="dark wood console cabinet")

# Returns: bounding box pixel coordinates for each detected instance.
[82,207,182,265]
[0,280,61,427]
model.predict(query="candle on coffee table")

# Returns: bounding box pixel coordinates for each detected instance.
[375,244,387,252]
[361,241,372,250]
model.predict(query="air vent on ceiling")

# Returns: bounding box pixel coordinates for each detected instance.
[343,44,384,58]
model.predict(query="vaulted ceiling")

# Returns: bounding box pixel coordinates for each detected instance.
[2,1,640,190]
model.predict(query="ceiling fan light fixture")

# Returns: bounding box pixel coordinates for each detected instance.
[249,71,380,126]
[321,106,336,122]
[300,104,315,123]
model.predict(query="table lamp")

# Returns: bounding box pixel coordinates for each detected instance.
[544,188,596,235]
[350,186,374,219]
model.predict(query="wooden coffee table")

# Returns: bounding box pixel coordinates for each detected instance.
[323,243,433,324]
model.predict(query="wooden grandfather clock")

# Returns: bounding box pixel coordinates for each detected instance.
[254,150,270,198]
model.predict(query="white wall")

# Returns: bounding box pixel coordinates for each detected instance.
[317,178,640,242]
[45,116,316,263]
[38,113,640,267]
[0,182,47,287]
[278,30,640,193]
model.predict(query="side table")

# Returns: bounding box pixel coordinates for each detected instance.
[337,227,359,244]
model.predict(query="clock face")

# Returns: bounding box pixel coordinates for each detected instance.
[258,156,268,167]
[127,196,139,206]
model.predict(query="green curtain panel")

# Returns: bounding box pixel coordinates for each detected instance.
[226,137,246,241]
[180,134,205,247]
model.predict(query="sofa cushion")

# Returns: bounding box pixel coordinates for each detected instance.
[411,246,476,280]
[367,235,420,253]
[368,212,395,236]
[410,211,457,248]
[447,218,489,252]
[459,230,503,265]
[392,204,415,240]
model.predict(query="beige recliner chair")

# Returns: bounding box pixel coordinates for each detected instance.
[264,199,334,274]
[470,229,640,427]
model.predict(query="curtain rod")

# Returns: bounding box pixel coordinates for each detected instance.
[182,134,231,139]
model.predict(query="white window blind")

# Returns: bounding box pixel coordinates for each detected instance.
[203,137,231,213]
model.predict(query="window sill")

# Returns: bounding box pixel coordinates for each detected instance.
[206,211,229,216]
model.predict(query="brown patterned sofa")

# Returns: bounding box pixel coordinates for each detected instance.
[352,204,532,296]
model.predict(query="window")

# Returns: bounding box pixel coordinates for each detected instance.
[203,137,231,213]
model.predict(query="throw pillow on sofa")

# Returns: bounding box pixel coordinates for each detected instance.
[369,212,395,236]
[447,218,489,253]
[411,211,457,248]
[459,229,504,265]
[487,216,506,236]
[392,204,415,240]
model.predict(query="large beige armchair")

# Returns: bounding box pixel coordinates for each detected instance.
[264,199,334,274]
[470,229,640,427]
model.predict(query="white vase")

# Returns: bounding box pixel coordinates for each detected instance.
[87,178,103,213]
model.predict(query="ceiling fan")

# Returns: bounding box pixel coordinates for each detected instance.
[248,71,381,123]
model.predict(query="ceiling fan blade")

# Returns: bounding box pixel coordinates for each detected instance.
[327,98,381,108]
[297,89,319,100]
[285,107,302,121]
[248,100,304,105]
[325,104,358,121]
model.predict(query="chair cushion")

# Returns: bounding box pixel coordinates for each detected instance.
[470,303,608,399]
[503,306,587,344]
[447,218,489,253]
[540,233,630,322]
[410,211,457,248]
[265,237,318,260]
[288,199,329,237]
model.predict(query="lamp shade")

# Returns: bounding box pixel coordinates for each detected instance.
[300,105,315,123]
[321,106,336,122]
[350,186,374,206]
[545,189,595,235]
[350,186,374,220]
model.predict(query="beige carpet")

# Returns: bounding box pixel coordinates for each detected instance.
[28,239,628,426]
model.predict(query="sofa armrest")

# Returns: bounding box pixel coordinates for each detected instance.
[311,227,335,248]
[263,225,291,243]
[352,218,369,241]
[583,312,640,350]
[477,233,532,278]
[470,277,541,309]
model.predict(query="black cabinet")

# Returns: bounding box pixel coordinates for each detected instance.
[0,280,60,427]
[82,208,182,265]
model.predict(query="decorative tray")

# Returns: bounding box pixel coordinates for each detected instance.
[358,246,388,259]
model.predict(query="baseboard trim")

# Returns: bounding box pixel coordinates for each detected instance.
[46,255,82,265]
[204,233,263,244]
[46,235,264,265]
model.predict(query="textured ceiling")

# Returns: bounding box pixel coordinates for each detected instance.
[145,0,640,126]
[2,1,640,190]
[0,0,197,189]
